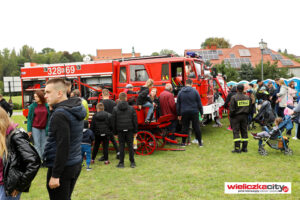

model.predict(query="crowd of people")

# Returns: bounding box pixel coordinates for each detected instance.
[225,78,300,153]
[1,76,299,199]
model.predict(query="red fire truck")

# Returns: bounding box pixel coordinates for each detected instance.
[20,56,227,155]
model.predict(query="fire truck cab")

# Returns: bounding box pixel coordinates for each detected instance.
[20,56,225,119]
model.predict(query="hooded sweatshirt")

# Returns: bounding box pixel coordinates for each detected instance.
[43,98,86,178]
[112,101,138,133]
[176,86,203,116]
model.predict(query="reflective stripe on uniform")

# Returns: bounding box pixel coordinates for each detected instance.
[233,138,241,142]
[241,138,249,142]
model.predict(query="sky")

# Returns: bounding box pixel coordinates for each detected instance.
[0,0,299,57]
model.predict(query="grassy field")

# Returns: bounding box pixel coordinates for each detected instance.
[11,115,300,200]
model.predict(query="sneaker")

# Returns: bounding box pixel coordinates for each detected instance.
[199,141,204,147]
[98,156,105,161]
[187,143,191,146]
[191,139,198,144]
[130,162,136,168]
[116,153,120,160]
[86,167,92,171]
[241,149,248,153]
[227,127,233,131]
[116,163,124,168]
[212,124,218,127]
[180,143,187,147]
[104,160,110,165]
[292,137,298,140]
[91,160,95,164]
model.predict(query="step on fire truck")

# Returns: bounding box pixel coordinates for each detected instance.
[21,55,227,155]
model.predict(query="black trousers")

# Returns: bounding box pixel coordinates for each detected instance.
[118,131,135,164]
[109,134,120,153]
[92,135,109,160]
[231,115,248,140]
[181,113,202,144]
[47,163,81,200]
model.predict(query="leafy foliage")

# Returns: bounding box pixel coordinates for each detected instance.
[253,61,292,80]
[239,63,253,81]
[213,61,239,82]
[159,49,179,57]
[201,37,231,49]
[0,45,86,92]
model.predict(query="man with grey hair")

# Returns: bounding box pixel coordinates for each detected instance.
[159,83,177,138]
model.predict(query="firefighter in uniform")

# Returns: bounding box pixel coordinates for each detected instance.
[229,84,251,153]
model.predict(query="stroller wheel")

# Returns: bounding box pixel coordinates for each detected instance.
[284,148,293,156]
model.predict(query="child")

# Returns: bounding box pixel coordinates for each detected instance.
[81,120,95,171]
[91,103,112,165]
[252,118,283,139]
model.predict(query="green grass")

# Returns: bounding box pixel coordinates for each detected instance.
[3,95,22,105]
[11,115,300,200]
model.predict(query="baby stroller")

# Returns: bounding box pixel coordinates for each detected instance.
[253,100,276,129]
[251,119,293,156]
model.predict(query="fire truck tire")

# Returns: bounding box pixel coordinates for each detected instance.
[136,130,157,155]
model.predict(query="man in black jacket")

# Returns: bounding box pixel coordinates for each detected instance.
[44,78,86,200]
[91,102,112,164]
[99,89,120,160]
[112,92,138,168]
[177,79,203,147]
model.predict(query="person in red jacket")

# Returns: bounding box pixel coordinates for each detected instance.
[159,83,177,139]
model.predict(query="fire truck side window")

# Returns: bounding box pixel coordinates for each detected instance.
[185,61,196,78]
[130,65,149,82]
[119,67,127,83]
[161,63,169,80]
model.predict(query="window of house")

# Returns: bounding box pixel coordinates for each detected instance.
[161,63,169,80]
[119,67,127,83]
[130,65,149,82]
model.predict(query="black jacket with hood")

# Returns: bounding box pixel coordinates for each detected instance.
[90,111,113,137]
[43,98,86,178]
[112,101,138,133]
[176,86,203,116]
[224,86,237,109]
[3,128,41,196]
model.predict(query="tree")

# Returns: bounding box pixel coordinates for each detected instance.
[71,52,83,62]
[239,63,253,81]
[19,45,35,61]
[284,49,288,54]
[278,49,282,53]
[159,49,179,57]
[41,47,55,54]
[253,61,291,80]
[151,52,159,56]
[201,37,231,49]
[214,61,239,82]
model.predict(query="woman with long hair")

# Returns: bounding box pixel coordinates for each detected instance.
[137,79,154,123]
[0,107,41,199]
[27,90,50,159]
[276,80,288,118]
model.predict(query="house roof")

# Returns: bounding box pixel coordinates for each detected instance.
[185,45,300,69]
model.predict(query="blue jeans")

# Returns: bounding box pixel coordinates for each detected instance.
[0,185,21,200]
[143,102,154,121]
[81,144,91,167]
[32,127,47,159]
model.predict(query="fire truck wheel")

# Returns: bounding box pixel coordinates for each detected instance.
[136,130,156,155]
